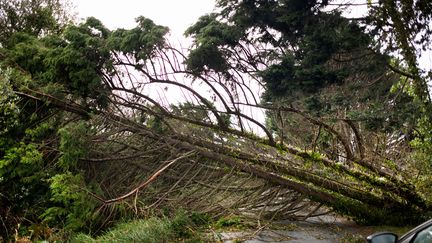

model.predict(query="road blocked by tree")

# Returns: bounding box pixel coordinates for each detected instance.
[1,0,432,241]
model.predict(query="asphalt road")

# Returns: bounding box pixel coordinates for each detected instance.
[216,215,371,242]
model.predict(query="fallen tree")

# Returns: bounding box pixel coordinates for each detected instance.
[2,0,432,239]
[13,45,430,224]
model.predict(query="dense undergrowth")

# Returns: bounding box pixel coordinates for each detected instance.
[11,210,213,242]
[70,211,209,243]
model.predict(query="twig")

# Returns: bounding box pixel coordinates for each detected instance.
[102,151,196,204]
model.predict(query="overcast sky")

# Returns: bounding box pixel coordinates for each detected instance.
[71,0,216,37]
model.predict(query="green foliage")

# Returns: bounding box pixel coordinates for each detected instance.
[186,14,241,47]
[42,172,98,232]
[190,211,211,226]
[0,142,46,205]
[43,18,111,106]
[2,15,170,109]
[35,121,99,232]
[108,16,168,61]
[186,1,422,151]
[186,1,371,98]
[58,121,90,170]
[0,68,20,135]
[260,12,371,98]
[0,120,96,235]
[0,0,72,46]
[70,212,206,243]
[170,211,195,238]
[0,138,51,238]
[260,55,296,97]
[0,142,42,178]
[185,14,242,73]
[327,192,423,226]
[71,218,172,243]
[215,216,243,229]
[409,116,432,200]
[187,44,228,73]
[5,33,106,107]
[2,16,118,108]
[0,76,63,237]
[0,10,173,238]
[7,33,47,76]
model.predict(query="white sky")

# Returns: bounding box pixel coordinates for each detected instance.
[71,0,216,38]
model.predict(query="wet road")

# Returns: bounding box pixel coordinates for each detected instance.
[217,215,370,242]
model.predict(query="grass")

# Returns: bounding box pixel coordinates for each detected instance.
[70,212,207,243]
[71,218,172,243]
[214,216,243,229]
